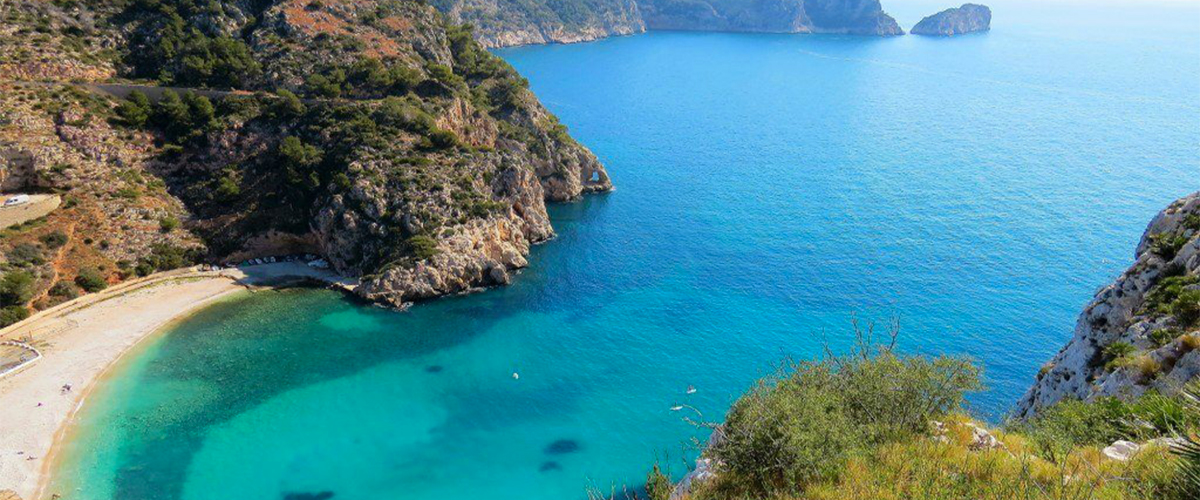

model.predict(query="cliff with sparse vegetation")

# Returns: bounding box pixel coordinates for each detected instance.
[1018,192,1200,418]
[432,0,903,48]
[0,0,611,313]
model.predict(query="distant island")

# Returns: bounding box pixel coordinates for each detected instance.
[911,3,992,36]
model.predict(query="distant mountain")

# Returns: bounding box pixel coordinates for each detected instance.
[433,0,903,48]
[911,3,991,36]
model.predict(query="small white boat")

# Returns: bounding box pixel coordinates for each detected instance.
[670,404,683,411]
[686,385,697,394]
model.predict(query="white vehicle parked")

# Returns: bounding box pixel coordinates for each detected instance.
[3,194,29,207]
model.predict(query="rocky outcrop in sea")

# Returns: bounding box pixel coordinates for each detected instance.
[1017,192,1200,418]
[911,3,991,36]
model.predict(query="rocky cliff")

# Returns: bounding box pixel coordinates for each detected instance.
[639,0,902,36]
[431,0,646,48]
[911,3,991,36]
[433,0,903,47]
[0,0,611,311]
[1017,192,1200,418]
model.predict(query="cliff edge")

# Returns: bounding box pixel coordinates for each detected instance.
[1017,192,1200,418]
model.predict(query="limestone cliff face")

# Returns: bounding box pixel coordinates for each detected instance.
[434,0,902,47]
[1017,192,1200,418]
[911,3,991,36]
[431,0,647,49]
[640,0,902,35]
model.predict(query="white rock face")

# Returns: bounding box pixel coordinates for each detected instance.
[1016,192,1200,418]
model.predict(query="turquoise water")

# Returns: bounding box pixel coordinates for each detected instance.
[50,1,1200,498]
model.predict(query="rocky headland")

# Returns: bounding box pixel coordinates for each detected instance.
[433,0,904,48]
[0,0,611,311]
[431,0,647,48]
[1017,192,1200,418]
[911,3,991,36]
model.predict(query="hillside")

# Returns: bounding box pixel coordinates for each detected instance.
[0,0,612,313]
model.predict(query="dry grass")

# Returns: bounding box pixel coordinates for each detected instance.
[798,417,1176,500]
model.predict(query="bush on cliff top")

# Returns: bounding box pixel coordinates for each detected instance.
[701,328,981,497]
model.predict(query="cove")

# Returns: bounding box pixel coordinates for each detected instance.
[48,0,1200,498]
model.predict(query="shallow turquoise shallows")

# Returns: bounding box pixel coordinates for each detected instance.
[49,1,1200,498]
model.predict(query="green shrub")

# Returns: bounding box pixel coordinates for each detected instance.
[271,89,306,118]
[214,169,241,200]
[40,230,68,249]
[425,128,460,150]
[406,235,439,261]
[1184,213,1200,232]
[1103,341,1137,369]
[1149,232,1190,260]
[115,90,151,127]
[152,90,190,136]
[1146,276,1200,327]
[0,305,29,327]
[49,281,79,300]
[159,215,180,232]
[1171,290,1200,327]
[706,339,980,496]
[644,465,672,500]
[74,267,107,292]
[0,270,35,306]
[1151,328,1183,347]
[7,243,43,266]
[305,71,345,98]
[135,243,199,276]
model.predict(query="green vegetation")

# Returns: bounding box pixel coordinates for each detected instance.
[1150,231,1190,260]
[40,230,68,249]
[1184,213,1200,232]
[0,270,34,326]
[6,243,44,267]
[122,0,261,88]
[74,267,107,292]
[133,243,200,277]
[115,91,152,127]
[1145,275,1200,327]
[1102,341,1137,369]
[0,271,34,307]
[0,305,30,327]
[1151,328,1183,347]
[49,281,80,300]
[699,330,980,497]
[406,235,439,261]
[159,215,180,232]
[638,326,1197,500]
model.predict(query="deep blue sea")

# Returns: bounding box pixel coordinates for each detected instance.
[49,1,1200,498]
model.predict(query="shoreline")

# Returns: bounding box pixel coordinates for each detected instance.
[0,263,348,500]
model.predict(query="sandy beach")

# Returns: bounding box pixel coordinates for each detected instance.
[0,263,348,499]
